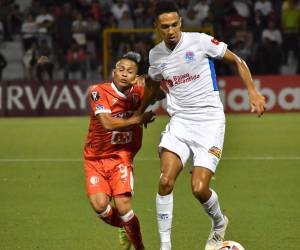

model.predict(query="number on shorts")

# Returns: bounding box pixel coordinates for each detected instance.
[118,164,128,179]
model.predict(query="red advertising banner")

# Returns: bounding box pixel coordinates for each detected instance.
[0,80,90,116]
[0,76,299,116]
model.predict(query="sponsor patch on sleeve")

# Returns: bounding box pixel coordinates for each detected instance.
[96,104,104,111]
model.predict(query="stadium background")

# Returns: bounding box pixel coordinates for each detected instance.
[0,0,299,249]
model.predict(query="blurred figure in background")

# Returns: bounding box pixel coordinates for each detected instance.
[36,39,54,82]
[0,51,7,80]
[64,41,88,80]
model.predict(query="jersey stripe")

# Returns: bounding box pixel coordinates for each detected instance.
[208,58,218,91]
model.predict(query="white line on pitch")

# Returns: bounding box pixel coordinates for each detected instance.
[0,156,300,163]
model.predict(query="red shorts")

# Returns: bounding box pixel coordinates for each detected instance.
[84,158,134,197]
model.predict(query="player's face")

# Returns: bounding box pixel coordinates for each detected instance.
[113,59,138,91]
[156,12,182,49]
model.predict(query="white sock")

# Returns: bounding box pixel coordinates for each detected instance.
[120,210,134,223]
[202,189,225,230]
[98,204,112,218]
[156,192,173,250]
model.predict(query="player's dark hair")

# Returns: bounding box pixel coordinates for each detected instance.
[121,51,141,66]
[154,1,179,19]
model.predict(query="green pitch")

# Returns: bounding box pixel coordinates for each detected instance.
[0,114,299,250]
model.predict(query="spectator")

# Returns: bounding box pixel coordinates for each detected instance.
[36,39,54,82]
[262,19,282,45]
[117,11,134,29]
[183,9,201,29]
[110,0,129,21]
[254,0,273,17]
[0,52,7,80]
[21,13,38,51]
[72,12,88,47]
[281,0,300,68]
[64,41,88,80]
[8,3,23,35]
[35,6,54,33]
[193,0,210,24]
[23,41,38,79]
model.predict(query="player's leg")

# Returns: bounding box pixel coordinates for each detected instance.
[191,167,228,250]
[157,149,183,250]
[189,115,228,250]
[89,192,123,227]
[115,196,144,250]
[84,159,123,228]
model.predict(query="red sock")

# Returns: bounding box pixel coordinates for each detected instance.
[123,215,144,250]
[99,205,123,228]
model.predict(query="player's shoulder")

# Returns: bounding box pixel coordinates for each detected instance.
[185,31,211,40]
[89,82,111,92]
[149,42,166,62]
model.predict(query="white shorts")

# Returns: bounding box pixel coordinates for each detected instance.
[159,113,225,173]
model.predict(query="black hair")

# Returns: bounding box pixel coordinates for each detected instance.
[154,1,179,19]
[121,51,141,66]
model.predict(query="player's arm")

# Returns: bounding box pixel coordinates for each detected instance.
[97,111,155,131]
[222,49,266,117]
[136,75,165,114]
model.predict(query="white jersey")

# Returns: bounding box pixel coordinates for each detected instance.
[148,32,227,121]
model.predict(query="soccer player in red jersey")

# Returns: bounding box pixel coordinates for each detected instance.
[83,52,159,250]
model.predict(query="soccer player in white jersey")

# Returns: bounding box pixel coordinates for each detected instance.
[138,1,266,250]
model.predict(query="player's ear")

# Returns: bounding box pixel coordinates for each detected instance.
[179,17,182,28]
[112,69,115,79]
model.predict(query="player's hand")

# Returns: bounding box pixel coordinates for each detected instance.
[141,111,156,128]
[132,75,146,86]
[248,89,266,117]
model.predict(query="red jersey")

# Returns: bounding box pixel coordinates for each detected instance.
[84,82,144,161]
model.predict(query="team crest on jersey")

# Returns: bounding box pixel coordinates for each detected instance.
[211,38,220,45]
[208,146,222,159]
[91,91,100,101]
[184,51,195,63]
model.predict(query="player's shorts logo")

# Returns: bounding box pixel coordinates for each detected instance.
[91,91,100,101]
[208,146,222,159]
[184,51,195,63]
[90,176,99,185]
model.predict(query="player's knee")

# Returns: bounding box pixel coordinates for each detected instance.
[192,180,209,199]
[89,197,109,213]
[159,174,175,194]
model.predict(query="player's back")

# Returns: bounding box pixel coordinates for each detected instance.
[84,82,144,161]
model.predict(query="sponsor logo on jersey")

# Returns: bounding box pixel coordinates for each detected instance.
[91,91,100,101]
[211,38,220,45]
[184,51,195,63]
[96,104,104,110]
[208,146,222,159]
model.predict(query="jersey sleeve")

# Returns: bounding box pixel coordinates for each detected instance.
[148,49,164,81]
[199,33,227,59]
[88,85,111,115]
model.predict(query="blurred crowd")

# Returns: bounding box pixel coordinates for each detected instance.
[0,0,299,81]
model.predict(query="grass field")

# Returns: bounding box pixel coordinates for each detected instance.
[0,114,299,250]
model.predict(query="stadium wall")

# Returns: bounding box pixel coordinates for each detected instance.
[0,75,299,116]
